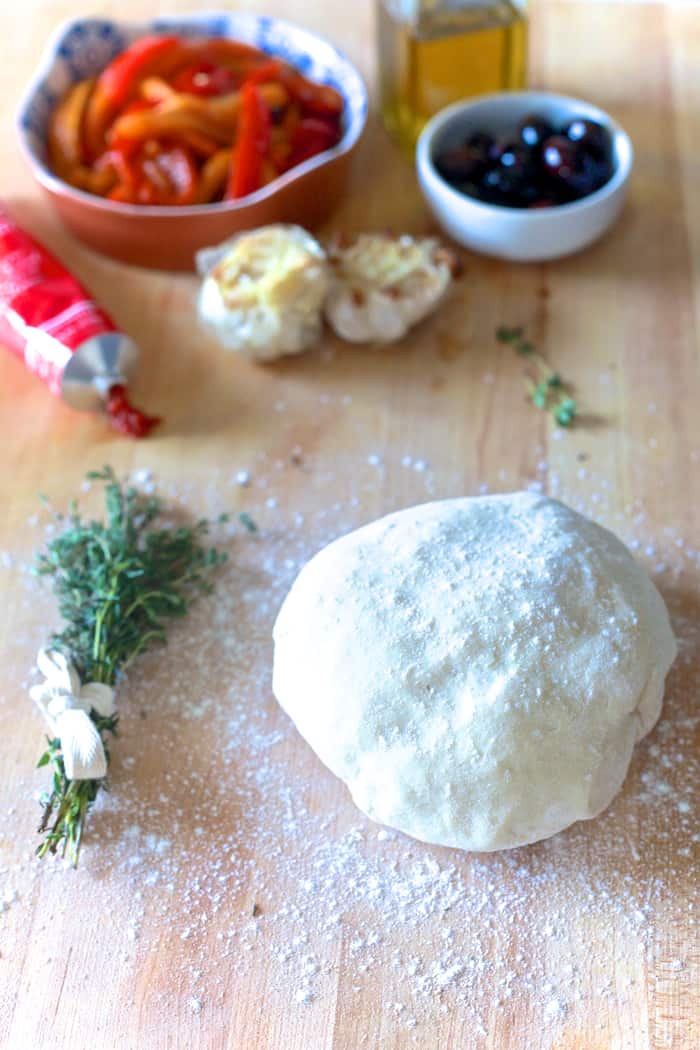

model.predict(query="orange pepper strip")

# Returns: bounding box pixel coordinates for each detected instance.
[61,164,118,196]
[111,82,287,144]
[82,84,113,157]
[108,184,136,203]
[139,77,179,104]
[48,78,95,170]
[142,77,288,121]
[269,101,300,170]
[260,158,279,186]
[110,105,236,146]
[194,149,232,203]
[198,81,286,122]
[175,129,220,157]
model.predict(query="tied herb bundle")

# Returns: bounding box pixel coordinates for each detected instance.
[33,466,234,866]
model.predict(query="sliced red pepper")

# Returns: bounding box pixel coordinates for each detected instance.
[281,69,344,119]
[96,141,141,198]
[107,184,135,203]
[171,61,238,97]
[143,145,198,205]
[245,58,283,85]
[101,142,197,205]
[83,36,183,158]
[286,116,341,168]
[225,82,271,199]
[99,36,183,108]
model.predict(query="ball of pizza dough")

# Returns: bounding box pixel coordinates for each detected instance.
[272,493,676,851]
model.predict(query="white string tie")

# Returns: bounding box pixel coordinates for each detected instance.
[30,649,115,780]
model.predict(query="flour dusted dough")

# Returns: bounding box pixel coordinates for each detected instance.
[272,493,676,851]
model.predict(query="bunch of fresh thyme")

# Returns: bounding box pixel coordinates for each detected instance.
[496,326,578,426]
[33,466,244,866]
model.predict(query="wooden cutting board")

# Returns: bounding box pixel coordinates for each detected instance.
[0,2,698,1048]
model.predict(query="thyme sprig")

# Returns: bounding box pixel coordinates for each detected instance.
[33,466,233,866]
[496,326,578,427]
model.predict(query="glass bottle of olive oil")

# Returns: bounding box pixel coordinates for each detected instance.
[377,0,528,150]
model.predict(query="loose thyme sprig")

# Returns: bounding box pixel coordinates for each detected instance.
[32,466,247,866]
[496,326,578,427]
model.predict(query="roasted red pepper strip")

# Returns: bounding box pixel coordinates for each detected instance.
[281,69,344,118]
[171,61,238,97]
[286,116,341,168]
[97,140,141,200]
[83,35,183,157]
[104,143,198,205]
[100,35,183,108]
[245,58,283,85]
[106,384,161,438]
[225,82,271,199]
[138,145,198,205]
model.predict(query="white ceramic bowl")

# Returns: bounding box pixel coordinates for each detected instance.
[416,91,633,262]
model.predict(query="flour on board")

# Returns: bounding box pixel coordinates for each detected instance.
[1,440,698,1042]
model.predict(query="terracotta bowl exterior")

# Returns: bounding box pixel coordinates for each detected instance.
[17,13,368,271]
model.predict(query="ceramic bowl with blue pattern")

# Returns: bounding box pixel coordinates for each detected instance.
[17,12,368,269]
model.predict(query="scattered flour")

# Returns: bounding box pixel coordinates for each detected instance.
[1,449,698,1045]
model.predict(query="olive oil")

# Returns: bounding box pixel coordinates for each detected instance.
[378,1,528,150]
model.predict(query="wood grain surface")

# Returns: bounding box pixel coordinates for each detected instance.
[0,2,699,1049]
